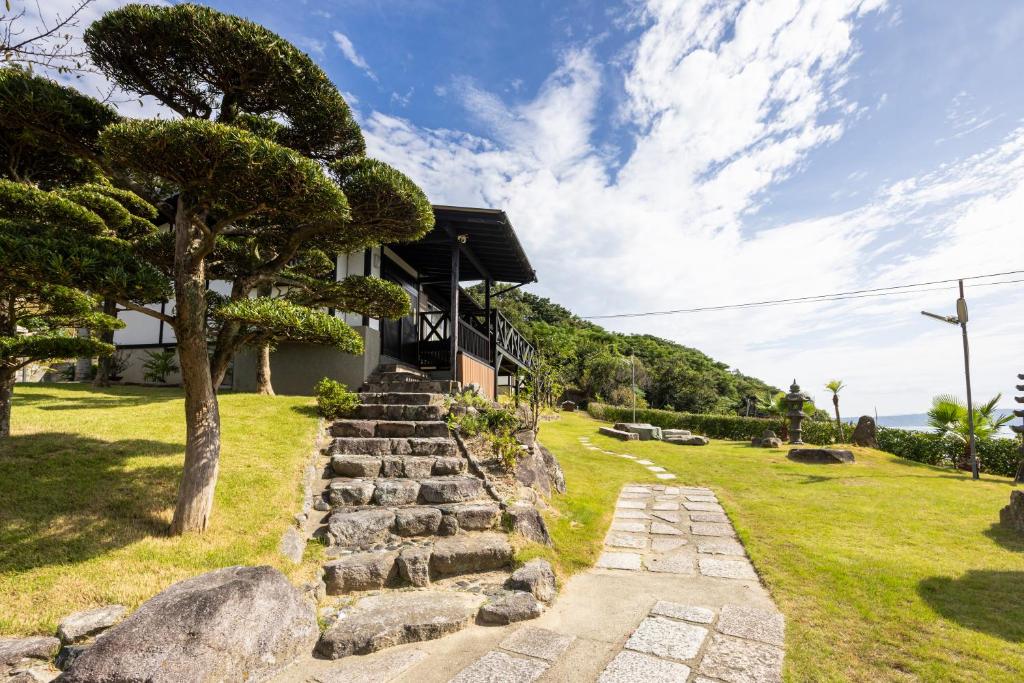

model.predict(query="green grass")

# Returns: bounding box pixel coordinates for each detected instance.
[0,383,320,636]
[538,412,1024,682]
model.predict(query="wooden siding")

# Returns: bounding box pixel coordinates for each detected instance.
[458,352,495,400]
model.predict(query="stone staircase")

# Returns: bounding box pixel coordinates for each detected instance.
[311,365,537,659]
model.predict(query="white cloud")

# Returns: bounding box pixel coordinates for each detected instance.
[331,30,377,81]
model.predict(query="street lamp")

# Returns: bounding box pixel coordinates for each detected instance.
[618,355,637,423]
[921,279,978,480]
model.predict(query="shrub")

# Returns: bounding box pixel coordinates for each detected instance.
[314,377,359,418]
[142,349,178,383]
[447,390,524,472]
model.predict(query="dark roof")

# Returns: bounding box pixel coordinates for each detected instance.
[387,206,537,284]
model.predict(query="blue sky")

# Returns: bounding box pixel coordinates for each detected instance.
[37,0,1024,414]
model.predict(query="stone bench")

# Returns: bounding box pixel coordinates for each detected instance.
[598,426,638,441]
[613,423,663,441]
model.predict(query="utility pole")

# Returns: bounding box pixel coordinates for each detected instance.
[1013,373,1024,485]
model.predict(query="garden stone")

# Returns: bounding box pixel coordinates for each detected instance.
[698,634,784,683]
[373,479,420,506]
[316,592,482,659]
[55,644,87,671]
[504,503,552,545]
[650,601,715,624]
[56,605,128,645]
[751,430,782,448]
[717,605,786,646]
[598,650,691,683]
[432,456,466,475]
[696,538,747,556]
[323,551,399,593]
[787,448,855,464]
[651,537,688,553]
[652,511,680,523]
[506,559,556,602]
[450,651,548,683]
[328,509,396,547]
[453,502,500,530]
[596,552,642,570]
[279,527,305,564]
[698,557,758,580]
[1000,490,1024,534]
[331,455,382,478]
[538,443,567,494]
[606,532,647,549]
[691,522,736,537]
[397,547,432,587]
[327,480,375,507]
[1,636,60,671]
[598,426,638,441]
[393,506,442,536]
[430,533,513,576]
[650,521,683,536]
[478,591,543,625]
[624,616,708,662]
[437,514,459,535]
[418,476,483,504]
[666,435,709,446]
[851,415,878,448]
[662,429,692,438]
[644,553,696,575]
[58,566,317,683]
[499,627,574,662]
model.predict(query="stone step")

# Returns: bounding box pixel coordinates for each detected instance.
[324,501,502,545]
[325,475,486,509]
[358,392,444,406]
[330,454,466,479]
[362,379,460,394]
[331,419,450,439]
[315,591,483,659]
[321,532,513,594]
[373,364,427,378]
[352,404,447,421]
[328,436,456,457]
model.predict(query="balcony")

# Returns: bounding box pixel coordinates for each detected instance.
[417,309,534,373]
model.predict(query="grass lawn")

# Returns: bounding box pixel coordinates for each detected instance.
[536,412,1024,682]
[0,383,320,636]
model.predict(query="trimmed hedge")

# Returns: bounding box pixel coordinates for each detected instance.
[587,402,1022,477]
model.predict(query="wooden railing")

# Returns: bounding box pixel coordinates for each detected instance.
[416,309,533,370]
[458,318,492,362]
[493,310,535,369]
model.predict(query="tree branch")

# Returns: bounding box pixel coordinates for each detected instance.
[117,299,175,326]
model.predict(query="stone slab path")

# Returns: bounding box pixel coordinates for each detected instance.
[276,437,784,683]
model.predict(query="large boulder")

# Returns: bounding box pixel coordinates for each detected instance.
[787,448,855,464]
[504,503,552,545]
[614,423,662,441]
[538,443,567,494]
[506,559,556,602]
[1000,490,1024,534]
[515,445,552,497]
[751,430,782,448]
[1,636,60,675]
[477,591,543,625]
[58,566,318,682]
[57,605,128,644]
[851,416,878,448]
[666,435,709,446]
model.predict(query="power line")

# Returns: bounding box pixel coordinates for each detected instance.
[583,269,1024,319]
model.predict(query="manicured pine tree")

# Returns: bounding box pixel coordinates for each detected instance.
[0,68,170,435]
[73,4,434,533]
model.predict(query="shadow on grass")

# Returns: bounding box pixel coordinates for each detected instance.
[983,522,1024,552]
[0,432,182,573]
[290,404,320,419]
[12,384,181,411]
[919,570,1024,642]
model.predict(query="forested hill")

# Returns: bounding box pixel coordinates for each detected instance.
[468,285,779,415]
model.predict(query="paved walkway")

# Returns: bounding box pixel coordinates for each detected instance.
[279,437,785,682]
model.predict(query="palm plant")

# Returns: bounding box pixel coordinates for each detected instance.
[927,393,1012,469]
[825,379,845,437]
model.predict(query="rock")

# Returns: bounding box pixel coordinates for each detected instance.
[614,423,662,441]
[331,455,382,478]
[538,443,567,494]
[437,515,459,536]
[665,435,709,446]
[315,592,482,659]
[431,457,466,475]
[59,566,317,682]
[598,426,638,441]
[506,559,556,602]
[451,502,500,530]
[851,416,878,448]
[504,503,552,545]
[477,591,543,625]
[328,509,396,547]
[751,430,783,448]
[279,527,306,564]
[1000,490,1024,534]
[56,605,128,644]
[787,448,855,464]
[397,547,432,587]
[0,636,60,671]
[662,429,692,438]
[55,645,87,671]
[418,476,484,504]
[430,533,513,576]
[324,551,399,593]
[515,445,552,497]
[372,479,420,506]
[514,428,537,447]
[394,506,443,536]
[400,457,435,479]
[326,480,375,507]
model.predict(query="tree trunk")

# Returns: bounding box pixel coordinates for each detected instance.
[74,328,92,381]
[93,299,118,388]
[0,367,14,439]
[832,394,842,440]
[169,205,221,535]
[256,342,275,395]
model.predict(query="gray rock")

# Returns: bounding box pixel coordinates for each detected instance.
[514,428,537,447]
[666,435,710,446]
[323,551,399,593]
[751,430,783,448]
[450,650,548,683]
[372,479,420,506]
[331,420,376,438]
[697,633,783,683]
[598,650,691,683]
[58,566,317,682]
[0,636,60,668]
[452,502,500,530]
[279,527,306,564]
[328,509,396,547]
[504,503,552,545]
[327,480,375,507]
[437,514,460,536]
[311,648,428,683]
[430,533,513,576]
[393,506,442,536]
[851,415,878,448]
[331,455,382,478]
[418,476,484,504]
[649,601,714,624]
[717,605,786,647]
[477,591,543,625]
[396,547,432,587]
[787,448,855,464]
[431,457,466,475]
[624,616,708,662]
[55,644,88,671]
[662,429,692,438]
[506,559,556,603]
[598,426,638,441]
[614,423,662,441]
[537,443,566,494]
[499,627,574,662]
[401,457,435,479]
[56,605,128,645]
[1000,490,1024,534]
[315,592,482,659]
[515,446,552,497]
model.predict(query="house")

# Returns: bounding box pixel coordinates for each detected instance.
[112,206,537,399]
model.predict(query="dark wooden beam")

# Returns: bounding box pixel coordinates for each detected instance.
[450,240,460,383]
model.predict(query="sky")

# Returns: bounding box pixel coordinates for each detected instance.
[24,0,1024,415]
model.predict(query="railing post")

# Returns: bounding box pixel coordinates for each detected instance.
[450,240,460,382]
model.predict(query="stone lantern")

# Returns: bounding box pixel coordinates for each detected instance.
[785,379,810,445]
